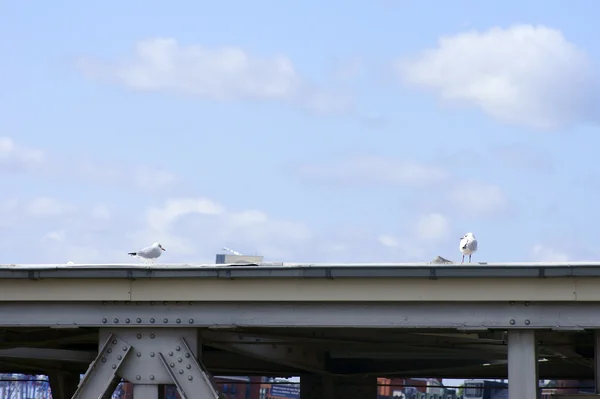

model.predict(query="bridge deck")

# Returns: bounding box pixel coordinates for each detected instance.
[0,263,598,381]
[0,262,599,302]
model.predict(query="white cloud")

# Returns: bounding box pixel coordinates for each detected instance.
[378,234,399,247]
[396,25,598,129]
[78,38,351,114]
[378,213,452,261]
[146,197,224,231]
[0,137,44,172]
[414,213,450,241]
[296,156,447,186]
[43,230,67,243]
[0,136,178,192]
[136,197,313,261]
[450,182,508,217]
[531,244,569,262]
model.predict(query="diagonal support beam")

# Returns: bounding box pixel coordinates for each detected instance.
[203,331,326,373]
[158,337,219,399]
[72,333,131,399]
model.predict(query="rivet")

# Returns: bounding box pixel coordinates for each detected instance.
[186,364,191,369]
[101,358,107,363]
[136,375,141,380]
[176,318,181,324]
[177,357,182,363]
[188,376,193,381]
[107,349,112,353]
[163,318,168,323]
[176,346,181,351]
[510,319,516,325]
[113,318,119,323]
[150,318,155,323]
[185,353,190,358]
[151,301,155,305]
[137,334,142,339]
[169,351,173,356]
[112,365,116,369]
[163,301,167,305]
[125,318,131,324]
[150,375,155,380]
[189,319,194,324]
[137,352,141,357]
[112,340,117,345]
[136,318,142,323]
[136,301,141,305]
[102,301,107,305]
[122,346,127,351]
[150,352,155,357]
[170,363,175,368]
[525,301,530,306]
[525,319,531,325]
[102,318,107,324]
[179,369,184,375]
[189,301,193,305]
[509,301,515,305]
[117,355,122,360]
[150,333,155,339]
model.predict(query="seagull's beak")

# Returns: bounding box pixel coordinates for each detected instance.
[160,246,165,251]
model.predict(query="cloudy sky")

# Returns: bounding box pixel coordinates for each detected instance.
[2,0,599,264]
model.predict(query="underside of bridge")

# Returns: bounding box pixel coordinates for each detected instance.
[0,326,594,379]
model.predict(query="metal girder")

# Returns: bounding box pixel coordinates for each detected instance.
[98,328,200,385]
[89,328,219,399]
[72,333,132,399]
[0,347,95,363]
[5,301,600,329]
[203,331,326,372]
[158,337,219,399]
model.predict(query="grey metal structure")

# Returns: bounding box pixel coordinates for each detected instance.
[2,262,600,398]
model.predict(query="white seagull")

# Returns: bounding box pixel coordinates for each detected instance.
[459,232,478,264]
[128,242,166,262]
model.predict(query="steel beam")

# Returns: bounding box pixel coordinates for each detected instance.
[508,330,539,399]
[203,331,326,372]
[0,347,95,363]
[158,337,219,399]
[3,301,600,329]
[72,333,132,399]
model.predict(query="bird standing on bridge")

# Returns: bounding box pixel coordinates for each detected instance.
[459,233,478,264]
[128,242,166,263]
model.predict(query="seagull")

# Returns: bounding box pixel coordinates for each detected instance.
[128,242,165,263]
[459,232,478,264]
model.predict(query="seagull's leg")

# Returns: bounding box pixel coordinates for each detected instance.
[469,254,472,263]
[461,254,465,264]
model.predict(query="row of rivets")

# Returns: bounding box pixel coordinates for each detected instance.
[102,318,189,324]
[166,348,195,382]
[509,319,531,325]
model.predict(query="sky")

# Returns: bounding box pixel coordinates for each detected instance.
[3,0,600,267]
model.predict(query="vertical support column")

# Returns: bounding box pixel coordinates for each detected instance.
[134,384,159,399]
[595,330,600,393]
[508,330,539,399]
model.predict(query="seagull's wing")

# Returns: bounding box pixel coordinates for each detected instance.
[470,239,478,252]
[137,245,154,255]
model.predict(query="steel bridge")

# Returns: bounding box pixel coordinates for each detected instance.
[2,262,600,398]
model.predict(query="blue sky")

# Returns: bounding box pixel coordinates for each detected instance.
[2,0,600,265]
